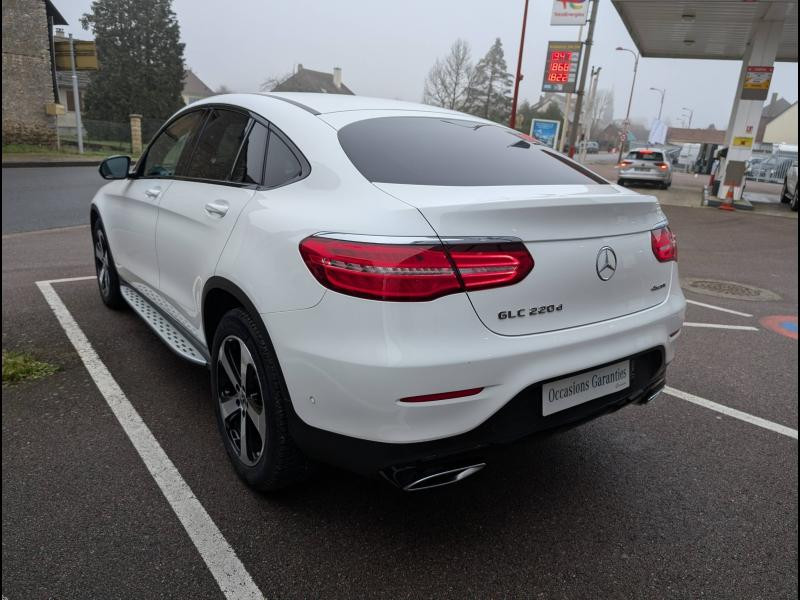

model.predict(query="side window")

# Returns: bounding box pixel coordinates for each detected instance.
[265,129,303,188]
[185,109,250,181]
[231,122,268,185]
[141,111,204,178]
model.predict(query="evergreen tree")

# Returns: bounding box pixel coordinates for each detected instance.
[466,38,513,124]
[81,0,185,122]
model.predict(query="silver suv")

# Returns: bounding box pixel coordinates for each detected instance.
[617,148,673,189]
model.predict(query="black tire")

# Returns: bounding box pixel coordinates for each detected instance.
[617,179,626,187]
[92,218,125,309]
[211,308,311,491]
[780,180,790,203]
[791,187,799,212]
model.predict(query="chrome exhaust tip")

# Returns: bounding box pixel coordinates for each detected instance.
[640,387,664,404]
[402,463,486,492]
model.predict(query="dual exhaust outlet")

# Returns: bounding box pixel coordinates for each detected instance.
[384,462,487,492]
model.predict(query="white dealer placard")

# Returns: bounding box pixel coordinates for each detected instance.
[550,0,589,26]
[542,360,630,416]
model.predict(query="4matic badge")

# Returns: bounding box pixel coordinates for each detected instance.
[498,304,564,320]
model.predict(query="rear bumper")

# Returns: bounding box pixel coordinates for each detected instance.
[264,267,685,446]
[286,347,667,478]
[619,169,670,182]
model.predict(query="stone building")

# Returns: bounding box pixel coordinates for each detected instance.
[2,0,67,145]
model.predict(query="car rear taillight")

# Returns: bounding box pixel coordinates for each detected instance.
[655,162,668,170]
[299,236,533,301]
[651,226,677,262]
[619,160,633,167]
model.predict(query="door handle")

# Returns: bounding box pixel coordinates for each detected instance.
[204,200,229,218]
[144,187,161,198]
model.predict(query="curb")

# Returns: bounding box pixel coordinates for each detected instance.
[2,160,102,168]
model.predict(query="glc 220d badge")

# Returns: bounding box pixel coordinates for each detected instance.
[498,304,564,320]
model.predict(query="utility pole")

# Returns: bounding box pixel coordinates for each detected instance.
[509,0,531,129]
[69,34,84,154]
[566,0,599,157]
[616,46,639,165]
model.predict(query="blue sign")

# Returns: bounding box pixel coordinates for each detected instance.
[531,119,561,149]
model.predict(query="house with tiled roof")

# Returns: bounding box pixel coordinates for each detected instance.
[271,65,354,95]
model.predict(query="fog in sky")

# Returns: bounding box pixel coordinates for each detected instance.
[56,0,798,129]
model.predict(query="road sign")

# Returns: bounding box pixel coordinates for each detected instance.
[550,0,589,25]
[541,41,582,93]
[530,119,561,148]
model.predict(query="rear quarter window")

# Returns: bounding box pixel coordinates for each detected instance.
[337,116,606,186]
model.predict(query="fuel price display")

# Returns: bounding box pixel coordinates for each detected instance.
[542,41,582,93]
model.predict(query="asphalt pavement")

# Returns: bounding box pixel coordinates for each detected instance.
[1,167,105,234]
[2,173,798,598]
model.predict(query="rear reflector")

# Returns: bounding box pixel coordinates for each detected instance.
[651,226,678,262]
[399,387,483,403]
[299,236,533,301]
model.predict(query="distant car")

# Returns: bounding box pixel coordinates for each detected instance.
[580,141,599,154]
[617,148,673,189]
[749,155,794,184]
[781,161,798,211]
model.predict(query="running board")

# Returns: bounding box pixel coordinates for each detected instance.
[120,285,208,366]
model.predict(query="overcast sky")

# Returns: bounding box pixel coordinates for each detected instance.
[56,0,798,129]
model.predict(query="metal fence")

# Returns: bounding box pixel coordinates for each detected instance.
[746,151,796,184]
[57,118,130,154]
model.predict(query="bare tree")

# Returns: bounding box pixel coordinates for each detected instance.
[216,84,232,94]
[588,89,614,133]
[423,39,475,111]
[260,72,293,92]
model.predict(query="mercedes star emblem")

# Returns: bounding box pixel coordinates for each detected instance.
[596,246,618,281]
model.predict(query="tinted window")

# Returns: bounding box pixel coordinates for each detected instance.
[231,122,268,184]
[142,111,203,177]
[338,117,606,186]
[627,151,664,162]
[265,130,303,187]
[186,109,250,181]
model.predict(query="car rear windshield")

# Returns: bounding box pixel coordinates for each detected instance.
[627,151,664,162]
[337,117,606,186]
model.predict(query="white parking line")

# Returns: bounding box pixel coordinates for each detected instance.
[36,280,264,600]
[664,386,798,440]
[682,322,760,331]
[43,275,97,284]
[685,299,753,318]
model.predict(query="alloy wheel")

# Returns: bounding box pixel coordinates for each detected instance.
[94,229,111,297]
[217,335,267,466]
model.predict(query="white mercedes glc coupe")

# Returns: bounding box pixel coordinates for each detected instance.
[92,93,685,491]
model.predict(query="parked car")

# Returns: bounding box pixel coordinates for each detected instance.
[748,155,794,184]
[781,161,798,211]
[617,148,673,189]
[579,140,599,154]
[91,93,685,491]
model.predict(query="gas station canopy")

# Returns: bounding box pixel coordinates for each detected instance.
[612,1,798,62]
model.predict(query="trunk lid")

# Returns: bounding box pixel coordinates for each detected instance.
[374,183,673,336]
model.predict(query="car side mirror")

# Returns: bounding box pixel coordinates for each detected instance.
[99,155,131,180]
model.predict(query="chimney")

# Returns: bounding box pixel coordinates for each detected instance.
[333,67,342,90]
[771,92,778,105]
[54,27,66,38]
[296,63,303,73]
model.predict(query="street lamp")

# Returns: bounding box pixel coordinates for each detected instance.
[649,87,666,121]
[681,107,694,129]
[616,46,639,164]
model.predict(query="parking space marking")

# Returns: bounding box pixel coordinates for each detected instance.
[664,386,798,440]
[36,279,264,600]
[685,299,753,318]
[682,322,760,331]
[41,275,97,284]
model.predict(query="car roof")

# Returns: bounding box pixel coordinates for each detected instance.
[259,92,464,116]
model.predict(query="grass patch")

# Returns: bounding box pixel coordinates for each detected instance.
[2,350,59,385]
[2,144,121,158]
